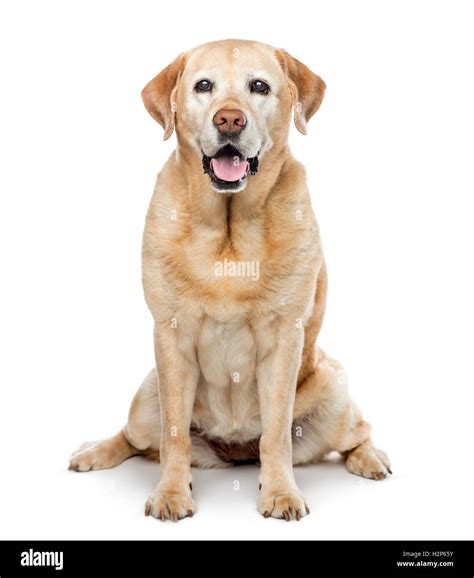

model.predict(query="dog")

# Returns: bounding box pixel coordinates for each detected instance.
[69,39,390,521]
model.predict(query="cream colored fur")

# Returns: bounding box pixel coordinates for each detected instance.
[69,39,390,522]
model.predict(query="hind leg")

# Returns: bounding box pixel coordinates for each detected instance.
[69,429,137,472]
[332,388,392,480]
[292,348,391,480]
[69,369,161,472]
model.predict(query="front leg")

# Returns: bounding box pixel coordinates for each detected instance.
[145,322,199,522]
[256,319,309,521]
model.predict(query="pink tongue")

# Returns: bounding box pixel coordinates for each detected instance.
[211,156,249,182]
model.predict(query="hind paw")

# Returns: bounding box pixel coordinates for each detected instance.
[346,446,391,480]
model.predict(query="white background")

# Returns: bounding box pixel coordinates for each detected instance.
[1,0,473,540]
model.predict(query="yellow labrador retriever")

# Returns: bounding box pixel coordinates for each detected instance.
[69,39,390,521]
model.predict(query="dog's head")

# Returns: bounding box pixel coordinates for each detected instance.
[142,40,325,193]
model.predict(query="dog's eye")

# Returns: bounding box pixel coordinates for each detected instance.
[250,80,270,95]
[194,79,213,93]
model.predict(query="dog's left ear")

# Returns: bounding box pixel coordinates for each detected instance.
[276,50,326,135]
[141,54,186,140]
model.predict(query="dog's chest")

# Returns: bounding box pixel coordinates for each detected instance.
[193,316,262,440]
[197,316,256,388]
[184,224,267,292]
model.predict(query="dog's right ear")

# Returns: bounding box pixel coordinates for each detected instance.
[141,54,186,140]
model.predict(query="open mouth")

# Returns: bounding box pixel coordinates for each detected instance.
[202,144,259,191]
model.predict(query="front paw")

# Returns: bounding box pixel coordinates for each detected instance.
[145,484,196,522]
[258,486,309,521]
